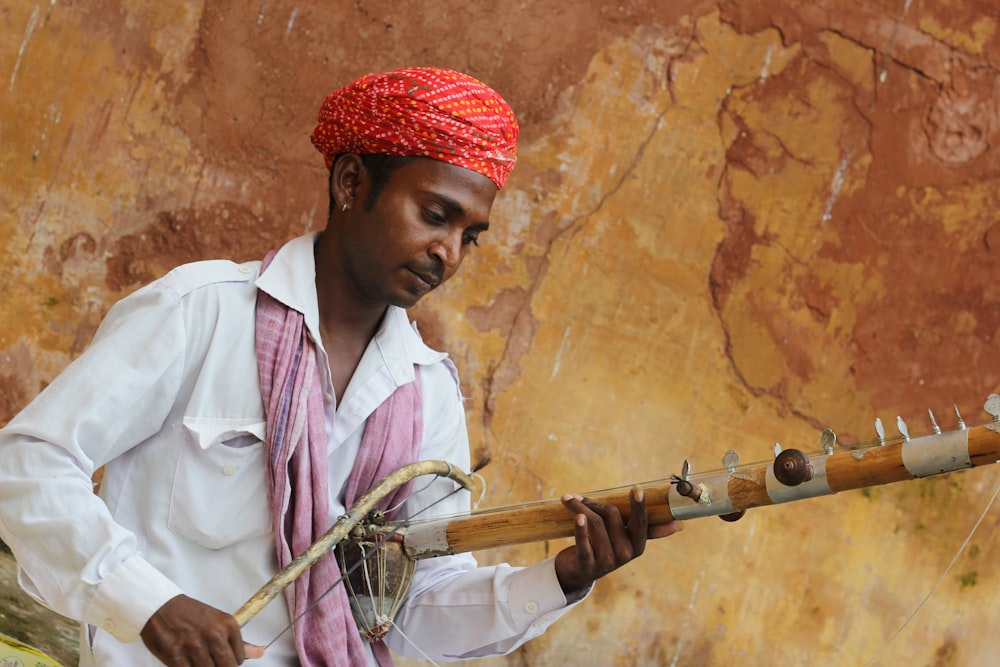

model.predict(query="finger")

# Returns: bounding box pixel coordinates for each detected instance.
[244,643,267,660]
[574,512,593,565]
[207,640,239,667]
[185,645,215,667]
[564,494,595,568]
[628,486,649,557]
[649,519,683,539]
[579,496,628,566]
[560,492,587,513]
[224,620,246,665]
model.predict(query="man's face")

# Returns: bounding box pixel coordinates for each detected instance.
[335,157,498,309]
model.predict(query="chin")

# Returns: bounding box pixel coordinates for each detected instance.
[390,292,425,309]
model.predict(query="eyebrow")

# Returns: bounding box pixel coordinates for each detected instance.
[423,191,491,228]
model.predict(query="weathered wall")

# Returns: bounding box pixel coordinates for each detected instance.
[2,1,999,665]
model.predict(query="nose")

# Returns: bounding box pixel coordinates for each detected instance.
[430,230,464,272]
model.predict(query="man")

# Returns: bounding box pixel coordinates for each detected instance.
[0,67,678,666]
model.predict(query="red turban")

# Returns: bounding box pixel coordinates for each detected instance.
[310,67,519,189]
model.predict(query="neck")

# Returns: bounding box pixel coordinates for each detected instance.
[313,235,389,402]
[315,279,387,343]
[313,233,388,340]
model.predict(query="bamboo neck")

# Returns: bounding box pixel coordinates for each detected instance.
[400,424,1000,559]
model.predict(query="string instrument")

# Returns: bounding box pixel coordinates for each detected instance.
[234,395,1000,639]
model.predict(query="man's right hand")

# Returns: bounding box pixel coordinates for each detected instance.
[140,594,265,666]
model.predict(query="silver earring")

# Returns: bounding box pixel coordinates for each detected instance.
[341,202,350,212]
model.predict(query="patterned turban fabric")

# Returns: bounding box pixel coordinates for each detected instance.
[310,67,519,188]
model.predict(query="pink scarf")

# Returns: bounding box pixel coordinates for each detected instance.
[255,250,422,666]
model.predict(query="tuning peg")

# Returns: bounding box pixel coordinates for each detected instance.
[722,450,740,473]
[985,394,1000,422]
[773,449,814,486]
[928,409,941,434]
[820,428,836,455]
[773,442,783,457]
[954,404,966,430]
[672,461,711,505]
[896,416,910,441]
[875,417,885,446]
[674,478,702,502]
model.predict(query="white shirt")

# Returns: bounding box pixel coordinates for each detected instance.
[0,233,580,666]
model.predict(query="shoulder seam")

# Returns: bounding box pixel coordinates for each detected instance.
[157,259,260,298]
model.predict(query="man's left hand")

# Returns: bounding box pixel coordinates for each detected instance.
[554,487,680,596]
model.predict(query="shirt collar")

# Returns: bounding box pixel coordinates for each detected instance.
[372,307,448,386]
[255,232,448,383]
[254,232,322,337]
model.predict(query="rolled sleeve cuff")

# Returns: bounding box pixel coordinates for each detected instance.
[84,554,184,643]
[507,557,592,635]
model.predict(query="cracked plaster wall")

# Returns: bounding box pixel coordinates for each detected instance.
[2,1,999,665]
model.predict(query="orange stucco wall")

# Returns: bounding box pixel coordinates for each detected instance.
[2,2,999,665]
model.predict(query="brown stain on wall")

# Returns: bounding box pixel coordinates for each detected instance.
[105,203,291,291]
[0,345,36,426]
[176,0,716,155]
[707,5,1000,432]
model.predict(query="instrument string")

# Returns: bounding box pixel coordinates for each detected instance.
[382,474,442,516]
[385,620,442,666]
[260,473,470,650]
[862,482,1000,666]
[397,421,993,528]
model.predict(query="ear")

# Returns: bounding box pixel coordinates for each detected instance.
[329,153,365,209]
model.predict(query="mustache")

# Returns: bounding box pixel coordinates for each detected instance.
[408,262,445,287]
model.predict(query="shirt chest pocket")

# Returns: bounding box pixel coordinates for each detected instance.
[168,417,271,550]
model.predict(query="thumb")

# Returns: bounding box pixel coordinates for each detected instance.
[244,643,266,660]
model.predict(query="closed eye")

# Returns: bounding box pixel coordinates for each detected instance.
[423,207,447,225]
[464,223,489,247]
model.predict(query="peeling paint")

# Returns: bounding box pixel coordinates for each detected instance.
[8,6,40,92]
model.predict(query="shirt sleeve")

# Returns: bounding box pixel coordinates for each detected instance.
[0,280,188,642]
[383,359,589,661]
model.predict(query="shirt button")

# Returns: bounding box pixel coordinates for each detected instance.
[103,618,115,632]
[524,601,538,614]
[238,265,252,274]
[223,465,238,476]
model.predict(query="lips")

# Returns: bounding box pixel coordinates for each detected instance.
[407,266,442,290]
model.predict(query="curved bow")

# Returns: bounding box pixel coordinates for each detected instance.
[233,459,478,627]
